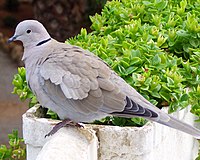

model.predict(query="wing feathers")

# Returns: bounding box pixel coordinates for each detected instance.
[89,88,102,98]
[98,77,115,91]
[39,46,126,115]
[111,96,159,119]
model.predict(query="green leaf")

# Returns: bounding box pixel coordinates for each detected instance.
[118,65,127,75]
[195,155,200,160]
[120,60,130,68]
[47,110,58,119]
[156,0,168,10]
[142,1,152,6]
[131,117,147,126]
[141,85,149,91]
[176,30,189,37]
[159,91,171,102]
[162,84,172,92]
[130,57,142,65]
[189,38,199,48]
[149,99,158,105]
[125,66,138,75]
[151,83,161,92]
[151,91,161,98]
[167,77,174,85]
[144,77,152,85]
[152,54,161,65]
[183,43,190,53]
[180,94,189,101]
[112,117,127,126]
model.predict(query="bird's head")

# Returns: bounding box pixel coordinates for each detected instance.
[8,20,51,48]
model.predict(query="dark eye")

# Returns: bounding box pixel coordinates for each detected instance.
[26,29,31,34]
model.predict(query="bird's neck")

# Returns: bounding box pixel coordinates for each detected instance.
[36,38,51,46]
[22,38,54,61]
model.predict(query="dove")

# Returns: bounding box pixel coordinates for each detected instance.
[8,20,200,138]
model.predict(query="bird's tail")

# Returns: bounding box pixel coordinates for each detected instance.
[112,95,200,138]
[156,115,200,139]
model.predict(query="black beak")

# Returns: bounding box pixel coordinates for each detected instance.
[7,35,18,44]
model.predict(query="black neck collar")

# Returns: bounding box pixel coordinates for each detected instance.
[36,38,51,46]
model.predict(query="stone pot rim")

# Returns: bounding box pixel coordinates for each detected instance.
[25,105,154,131]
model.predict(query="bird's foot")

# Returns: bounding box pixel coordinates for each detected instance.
[45,119,83,137]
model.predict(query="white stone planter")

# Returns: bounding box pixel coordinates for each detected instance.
[23,106,199,160]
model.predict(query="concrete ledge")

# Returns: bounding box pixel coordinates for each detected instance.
[36,127,98,160]
[23,106,199,160]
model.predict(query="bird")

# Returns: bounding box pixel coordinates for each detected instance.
[8,20,200,138]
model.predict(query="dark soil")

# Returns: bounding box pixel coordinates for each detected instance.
[0,1,34,37]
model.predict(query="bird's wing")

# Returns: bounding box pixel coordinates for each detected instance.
[39,45,126,115]
[38,43,200,138]
[109,72,170,121]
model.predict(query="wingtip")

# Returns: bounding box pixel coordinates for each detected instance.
[194,136,200,140]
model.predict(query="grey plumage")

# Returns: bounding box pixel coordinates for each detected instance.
[8,20,200,138]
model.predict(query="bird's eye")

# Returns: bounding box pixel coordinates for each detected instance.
[26,29,31,34]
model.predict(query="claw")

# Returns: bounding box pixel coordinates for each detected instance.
[75,123,84,128]
[45,119,83,137]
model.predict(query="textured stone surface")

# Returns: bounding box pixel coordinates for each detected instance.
[36,128,98,160]
[96,107,198,160]
[23,106,199,160]
[23,107,98,160]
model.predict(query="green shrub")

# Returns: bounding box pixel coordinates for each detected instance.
[13,0,200,126]
[68,0,200,123]
[12,67,37,108]
[0,130,25,160]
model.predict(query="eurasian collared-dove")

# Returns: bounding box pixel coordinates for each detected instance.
[8,20,200,138]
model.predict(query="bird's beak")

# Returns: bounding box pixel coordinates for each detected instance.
[7,35,19,43]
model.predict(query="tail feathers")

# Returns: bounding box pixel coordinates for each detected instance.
[156,115,200,139]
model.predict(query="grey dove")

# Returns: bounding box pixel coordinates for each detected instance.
[8,20,200,138]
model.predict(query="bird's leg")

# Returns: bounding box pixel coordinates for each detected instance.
[45,119,83,137]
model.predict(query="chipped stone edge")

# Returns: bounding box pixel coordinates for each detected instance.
[23,105,199,160]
